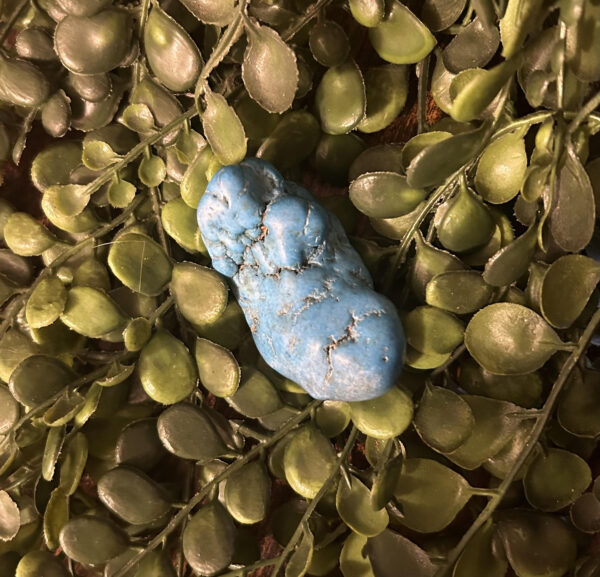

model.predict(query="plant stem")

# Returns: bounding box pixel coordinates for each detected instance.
[567,90,600,136]
[282,0,334,41]
[82,107,198,198]
[433,306,600,577]
[132,0,152,92]
[199,0,248,84]
[148,294,175,324]
[270,426,359,577]
[416,56,430,134]
[0,0,29,45]
[220,556,284,577]
[112,399,322,577]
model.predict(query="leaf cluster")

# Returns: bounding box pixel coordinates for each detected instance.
[0,0,599,576]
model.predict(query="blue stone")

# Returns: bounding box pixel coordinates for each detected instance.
[197,158,405,401]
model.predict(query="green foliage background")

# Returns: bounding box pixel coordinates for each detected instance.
[0,0,600,576]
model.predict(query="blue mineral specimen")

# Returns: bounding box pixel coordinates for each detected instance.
[197,158,405,401]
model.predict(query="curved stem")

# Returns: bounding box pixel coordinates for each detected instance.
[567,90,600,136]
[270,426,359,577]
[0,0,29,45]
[434,306,600,577]
[112,399,322,577]
[82,107,198,198]
[282,0,334,41]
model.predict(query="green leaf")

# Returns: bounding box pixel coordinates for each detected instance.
[43,488,69,551]
[121,103,157,133]
[315,60,366,135]
[496,510,577,577]
[548,147,596,253]
[540,254,600,328]
[42,425,65,481]
[436,181,495,252]
[98,466,171,525]
[59,516,128,565]
[393,458,472,532]
[242,21,298,113]
[357,64,408,133]
[59,432,88,496]
[309,20,350,68]
[4,213,55,256]
[406,122,488,188]
[144,4,202,92]
[256,110,320,171]
[9,355,75,408]
[500,0,545,58]
[171,262,228,325]
[367,530,435,577]
[42,391,85,426]
[0,386,19,435]
[349,0,384,27]
[157,403,227,462]
[349,172,426,218]
[195,338,240,398]
[414,386,475,453]
[224,461,270,524]
[227,367,282,418]
[183,502,235,576]
[449,60,516,122]
[15,551,69,577]
[138,330,197,405]
[179,0,235,25]
[138,154,166,187]
[368,1,436,64]
[524,448,592,512]
[570,492,600,533]
[404,305,464,354]
[61,286,127,338]
[475,133,528,204]
[401,131,452,169]
[116,418,165,471]
[283,425,337,499]
[349,386,413,439]
[453,520,508,577]
[54,10,132,75]
[181,146,221,208]
[421,0,467,31]
[558,368,600,438]
[465,303,568,375]
[426,270,494,314]
[162,198,208,254]
[0,491,19,541]
[336,474,389,536]
[286,526,314,577]
[26,276,67,329]
[445,395,523,469]
[410,232,465,301]
[314,401,351,438]
[443,16,500,73]
[108,232,172,296]
[202,91,247,165]
[483,222,538,287]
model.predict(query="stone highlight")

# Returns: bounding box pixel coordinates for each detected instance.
[197,158,405,401]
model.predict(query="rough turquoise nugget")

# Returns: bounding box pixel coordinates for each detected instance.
[197,158,405,401]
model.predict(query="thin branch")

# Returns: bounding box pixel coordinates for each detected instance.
[270,426,359,577]
[281,0,334,41]
[111,399,322,577]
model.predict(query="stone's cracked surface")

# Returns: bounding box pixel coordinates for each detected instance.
[197,158,405,401]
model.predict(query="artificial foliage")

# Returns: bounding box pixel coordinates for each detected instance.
[0,0,599,576]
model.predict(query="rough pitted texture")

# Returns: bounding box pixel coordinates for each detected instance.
[197,158,405,401]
